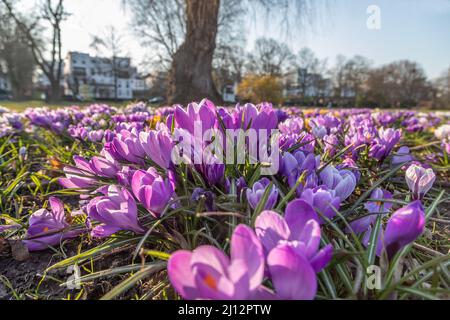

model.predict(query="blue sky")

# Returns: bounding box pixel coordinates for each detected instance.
[58,0,450,78]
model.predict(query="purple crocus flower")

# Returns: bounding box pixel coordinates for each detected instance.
[140,129,174,169]
[300,186,341,223]
[280,131,316,153]
[87,186,144,238]
[104,129,115,142]
[405,164,436,200]
[246,178,279,210]
[59,156,98,190]
[369,128,402,161]
[279,117,304,135]
[110,129,145,164]
[312,125,327,139]
[392,146,414,165]
[0,223,20,234]
[68,125,88,140]
[168,225,266,300]
[281,151,320,196]
[90,155,120,179]
[87,129,104,142]
[267,243,318,300]
[225,177,247,202]
[233,103,278,131]
[363,201,425,259]
[254,200,333,299]
[281,151,320,178]
[337,157,361,183]
[319,165,357,201]
[131,168,175,218]
[24,197,82,251]
[254,200,333,273]
[275,109,288,123]
[348,188,393,234]
[198,153,225,186]
[323,134,339,157]
[383,200,425,258]
[117,166,136,188]
[191,188,216,211]
[174,99,217,135]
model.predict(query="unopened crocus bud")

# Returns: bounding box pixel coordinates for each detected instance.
[405,164,435,200]
[312,125,327,139]
[246,178,279,210]
[384,200,425,258]
[19,146,27,160]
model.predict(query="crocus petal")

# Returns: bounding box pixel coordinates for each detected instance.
[362,226,384,257]
[190,245,230,276]
[168,250,199,300]
[285,199,319,240]
[230,224,265,291]
[267,244,317,300]
[194,264,234,300]
[91,225,122,238]
[348,215,377,234]
[334,175,356,200]
[49,197,65,222]
[255,211,290,254]
[309,244,333,273]
[297,219,321,259]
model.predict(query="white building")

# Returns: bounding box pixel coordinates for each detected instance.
[283,68,334,99]
[0,70,11,95]
[223,83,238,103]
[64,52,148,100]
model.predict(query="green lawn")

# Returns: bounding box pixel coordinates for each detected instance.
[2,100,449,113]
[0,100,137,112]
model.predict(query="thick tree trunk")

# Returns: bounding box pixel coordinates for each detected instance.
[168,0,222,105]
[49,81,62,102]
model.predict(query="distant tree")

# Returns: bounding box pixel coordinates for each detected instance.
[0,12,36,100]
[331,55,371,106]
[433,67,450,110]
[213,41,247,95]
[366,60,432,108]
[237,74,283,104]
[247,38,295,77]
[126,0,326,104]
[1,0,68,102]
[91,26,125,101]
[296,47,328,99]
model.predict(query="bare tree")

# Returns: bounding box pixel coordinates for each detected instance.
[1,0,68,102]
[213,41,246,95]
[331,55,371,105]
[91,26,125,101]
[366,60,432,108]
[433,67,450,109]
[126,0,325,104]
[297,47,328,98]
[247,38,295,77]
[0,11,36,100]
[126,0,186,70]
